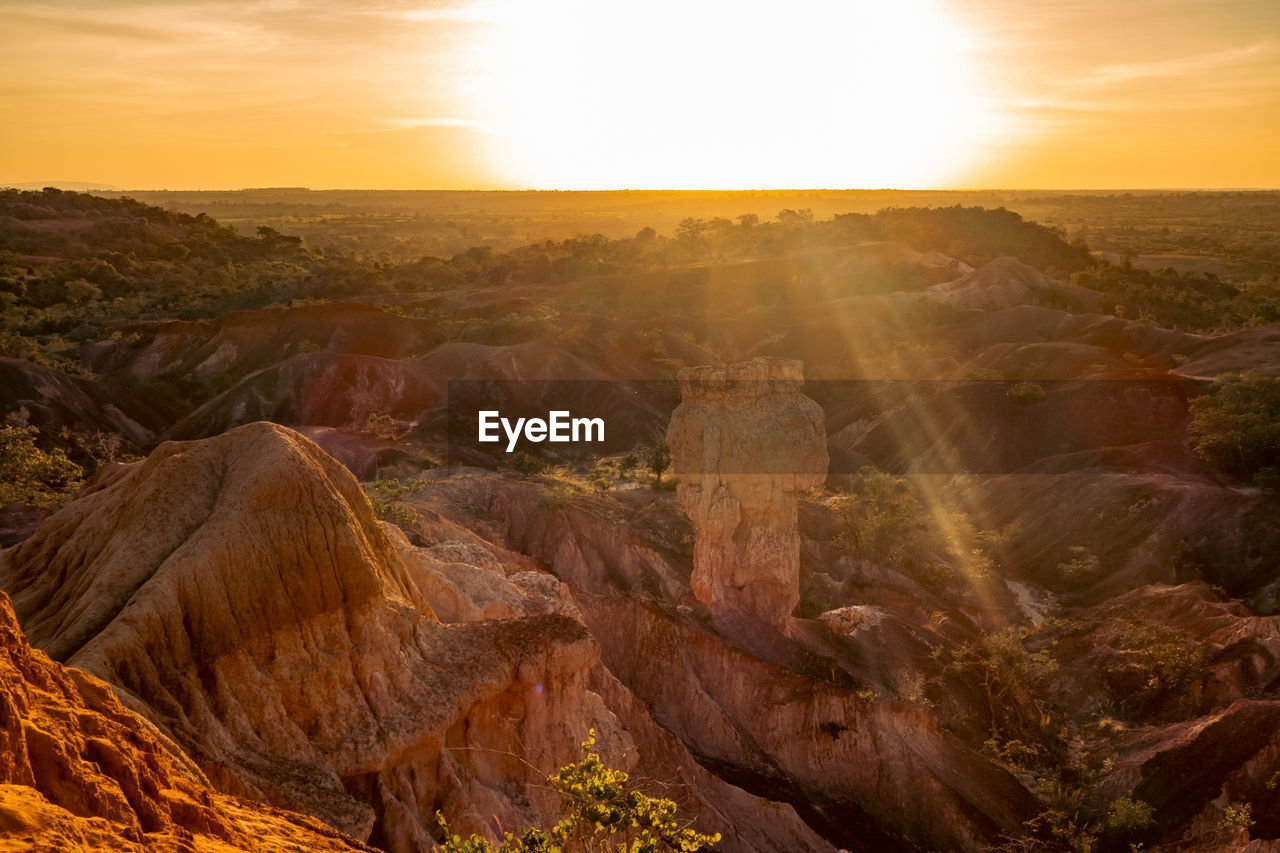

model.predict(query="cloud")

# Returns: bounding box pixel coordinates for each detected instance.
[1071,39,1275,88]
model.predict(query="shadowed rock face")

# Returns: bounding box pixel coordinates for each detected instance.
[667,358,828,625]
[0,588,372,853]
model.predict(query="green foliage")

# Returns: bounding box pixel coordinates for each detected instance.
[0,424,83,507]
[1104,796,1154,835]
[828,467,955,590]
[1217,802,1254,830]
[1056,547,1103,587]
[1103,618,1208,718]
[830,467,935,566]
[1070,262,1279,333]
[991,778,1098,853]
[642,439,671,489]
[983,737,1041,773]
[992,782,1156,852]
[0,188,393,375]
[507,450,546,475]
[1007,382,1047,405]
[438,731,719,853]
[1187,371,1280,478]
[433,312,560,346]
[949,627,1059,737]
[619,454,639,479]
[362,478,420,527]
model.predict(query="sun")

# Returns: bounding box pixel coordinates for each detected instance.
[477,0,998,190]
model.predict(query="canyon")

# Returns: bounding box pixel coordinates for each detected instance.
[2,192,1280,851]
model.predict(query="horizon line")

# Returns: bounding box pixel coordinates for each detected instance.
[7,184,1280,194]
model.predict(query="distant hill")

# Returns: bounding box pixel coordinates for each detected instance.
[4,180,121,191]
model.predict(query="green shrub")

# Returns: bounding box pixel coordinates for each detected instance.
[1007,382,1047,405]
[642,439,670,489]
[0,425,82,507]
[1104,618,1208,717]
[1188,371,1280,477]
[507,450,545,475]
[1218,802,1254,830]
[1104,796,1154,835]
[362,478,420,527]
[1056,547,1103,587]
[948,627,1059,737]
[438,731,719,852]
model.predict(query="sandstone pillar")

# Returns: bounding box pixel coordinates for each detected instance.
[666,358,827,625]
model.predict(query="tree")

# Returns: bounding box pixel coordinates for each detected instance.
[439,732,719,853]
[642,440,671,489]
[1188,371,1280,478]
[0,425,82,507]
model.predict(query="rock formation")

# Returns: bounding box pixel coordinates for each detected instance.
[411,471,1039,851]
[666,358,828,625]
[0,588,371,853]
[0,422,614,851]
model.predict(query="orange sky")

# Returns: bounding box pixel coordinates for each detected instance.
[2,0,1278,190]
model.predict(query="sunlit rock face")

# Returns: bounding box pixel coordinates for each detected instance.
[667,358,828,625]
[0,422,612,851]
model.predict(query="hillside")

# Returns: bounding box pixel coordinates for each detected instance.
[1,191,1280,852]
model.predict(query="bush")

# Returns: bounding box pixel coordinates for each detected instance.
[1104,796,1154,835]
[642,439,670,489]
[1007,382,1047,405]
[362,478,420,527]
[1056,547,1103,587]
[1187,371,1280,479]
[507,450,545,475]
[0,425,82,507]
[1188,371,1280,477]
[1103,618,1208,718]
[439,731,719,852]
[829,467,934,567]
[947,627,1059,739]
[1218,802,1254,830]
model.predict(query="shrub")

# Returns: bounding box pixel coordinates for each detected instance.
[438,731,719,852]
[507,450,545,475]
[362,478,420,527]
[642,439,670,489]
[1007,382,1047,405]
[1104,796,1154,835]
[1218,802,1254,830]
[1103,618,1208,718]
[0,425,82,507]
[829,467,935,567]
[1188,371,1280,477]
[948,627,1059,737]
[1056,547,1103,587]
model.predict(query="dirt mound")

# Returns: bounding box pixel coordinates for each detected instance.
[0,357,164,449]
[81,302,432,383]
[955,465,1280,603]
[927,257,1104,313]
[820,378,1197,475]
[1177,322,1280,378]
[0,588,371,852]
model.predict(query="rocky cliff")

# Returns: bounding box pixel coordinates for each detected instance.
[0,587,371,853]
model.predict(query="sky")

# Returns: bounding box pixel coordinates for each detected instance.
[1,0,1278,190]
